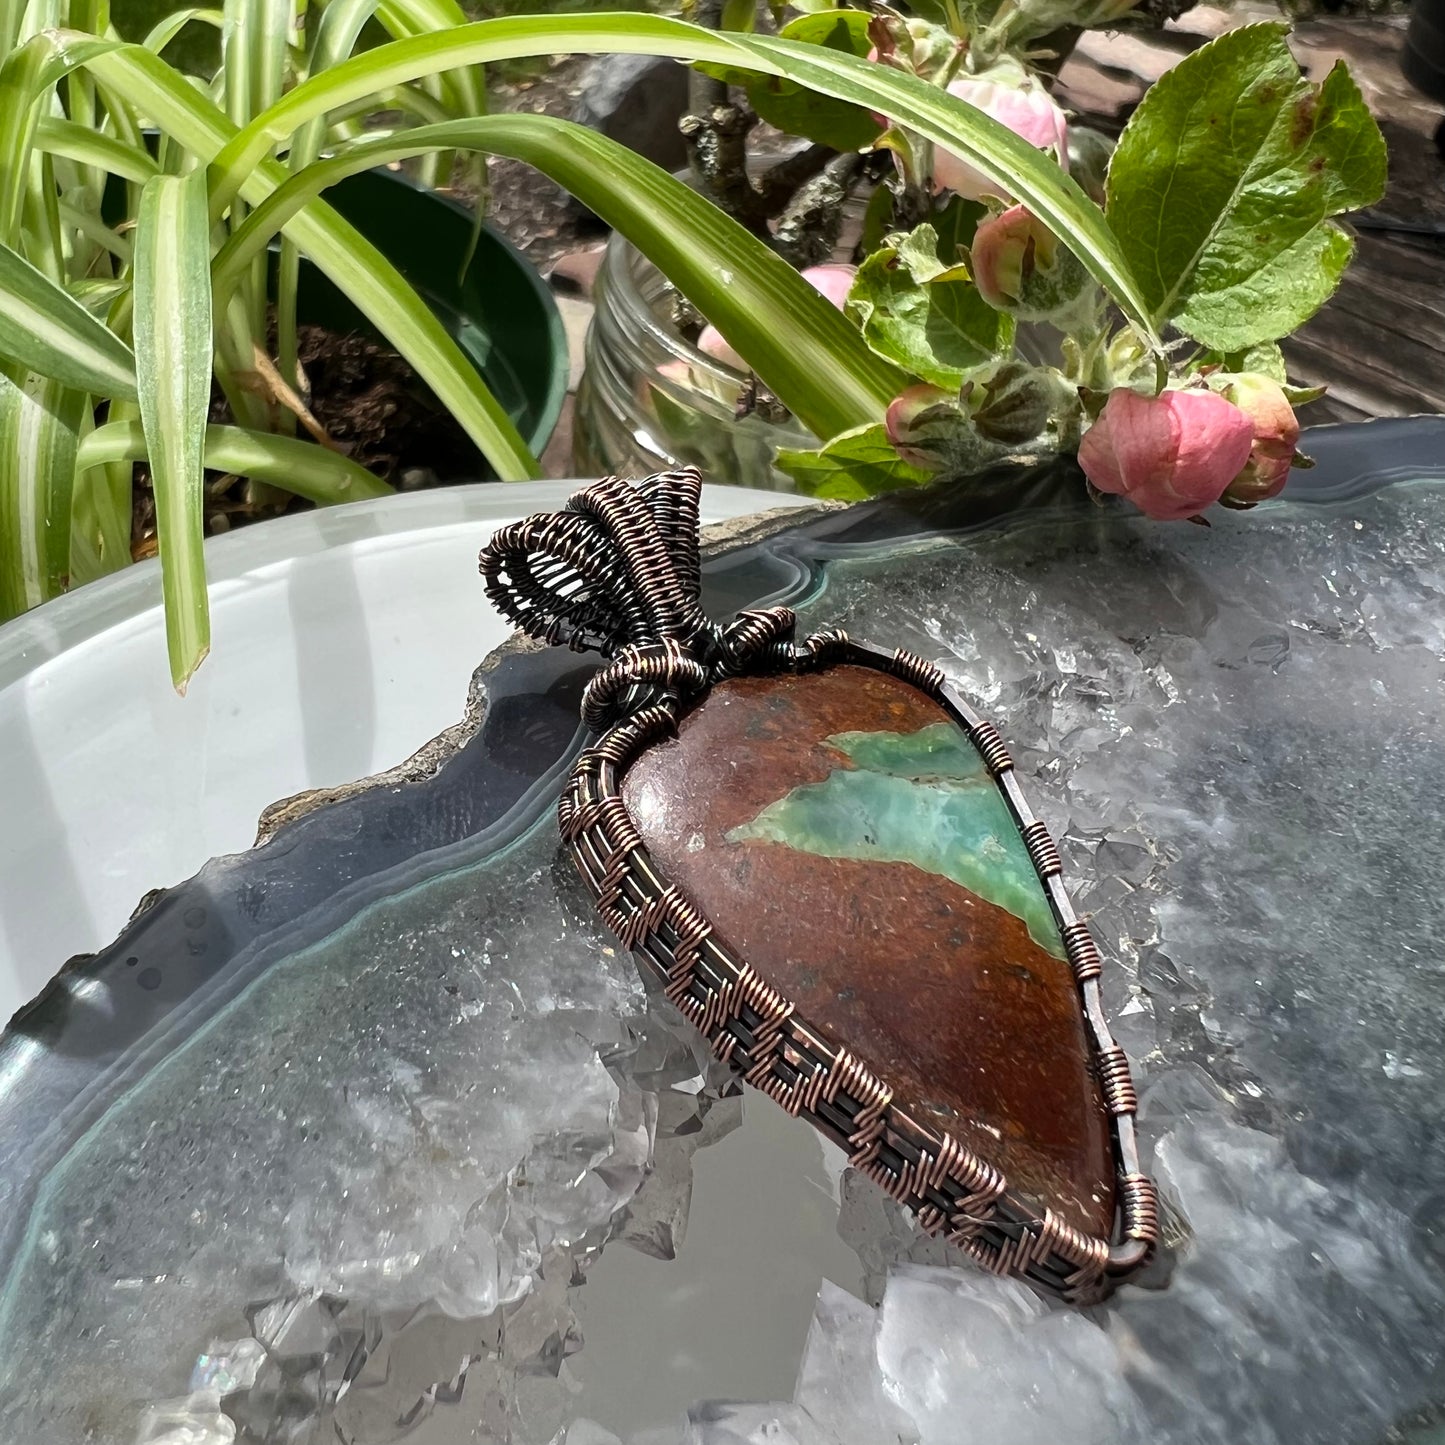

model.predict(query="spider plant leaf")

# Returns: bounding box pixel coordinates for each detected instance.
[0,238,137,396]
[70,395,137,586]
[222,0,291,127]
[140,6,224,58]
[0,369,85,618]
[204,14,1156,343]
[213,115,907,439]
[33,117,161,183]
[0,35,52,248]
[37,33,540,478]
[133,169,212,691]
[78,419,395,505]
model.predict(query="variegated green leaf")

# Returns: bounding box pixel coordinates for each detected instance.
[78,419,395,504]
[70,396,136,586]
[199,14,1156,342]
[211,115,905,439]
[37,32,541,478]
[0,368,84,617]
[0,237,137,395]
[34,116,160,182]
[133,170,212,690]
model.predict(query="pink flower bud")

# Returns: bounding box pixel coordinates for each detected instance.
[885,383,957,468]
[697,264,857,374]
[1078,387,1255,522]
[696,325,745,372]
[656,359,693,388]
[800,263,859,310]
[970,205,1088,322]
[934,74,1068,200]
[1216,373,1301,505]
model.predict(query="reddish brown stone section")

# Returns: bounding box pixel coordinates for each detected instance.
[622,664,1115,1237]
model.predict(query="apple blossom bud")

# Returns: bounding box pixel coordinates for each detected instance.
[1078,387,1255,521]
[695,325,744,371]
[799,263,858,310]
[697,264,857,374]
[970,362,1074,445]
[866,17,957,81]
[1214,373,1302,506]
[970,206,1089,323]
[885,383,958,468]
[934,71,1068,200]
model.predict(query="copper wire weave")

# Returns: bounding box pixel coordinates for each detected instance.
[479,467,1159,1304]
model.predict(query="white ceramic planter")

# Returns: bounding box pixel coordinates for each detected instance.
[0,482,790,1020]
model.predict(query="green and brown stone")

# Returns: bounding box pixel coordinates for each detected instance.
[622,663,1116,1238]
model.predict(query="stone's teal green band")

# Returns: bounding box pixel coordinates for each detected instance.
[726,722,1065,957]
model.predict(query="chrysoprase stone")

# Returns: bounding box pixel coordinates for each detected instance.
[622,663,1115,1238]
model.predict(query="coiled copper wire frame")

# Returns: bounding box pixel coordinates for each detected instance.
[484,469,1159,1304]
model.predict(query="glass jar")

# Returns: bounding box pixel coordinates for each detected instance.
[573,232,814,490]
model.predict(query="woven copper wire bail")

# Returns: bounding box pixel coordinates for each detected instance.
[478,468,799,728]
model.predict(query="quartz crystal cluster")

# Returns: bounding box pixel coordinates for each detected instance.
[1,480,1443,1445]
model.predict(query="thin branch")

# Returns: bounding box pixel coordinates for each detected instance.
[774,152,866,269]
[756,143,835,217]
[680,0,771,234]
[680,103,770,233]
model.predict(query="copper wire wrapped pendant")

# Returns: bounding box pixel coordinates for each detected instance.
[479,468,1158,1303]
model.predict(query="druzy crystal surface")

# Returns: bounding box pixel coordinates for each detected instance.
[2,452,1444,1445]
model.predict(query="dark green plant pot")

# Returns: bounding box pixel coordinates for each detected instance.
[306,168,567,475]
[107,165,567,478]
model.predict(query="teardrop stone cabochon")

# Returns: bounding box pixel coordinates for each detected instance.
[624,664,1116,1240]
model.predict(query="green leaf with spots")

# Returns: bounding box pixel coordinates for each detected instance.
[1105,23,1386,349]
[776,422,932,500]
[848,223,1013,388]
